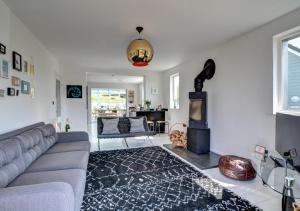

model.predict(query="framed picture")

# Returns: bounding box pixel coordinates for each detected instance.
[1,59,9,78]
[29,63,35,76]
[11,76,21,86]
[151,87,159,95]
[21,80,30,94]
[66,85,82,98]
[30,87,35,98]
[128,90,134,103]
[0,43,6,54]
[12,51,22,71]
[7,87,15,96]
[23,60,28,73]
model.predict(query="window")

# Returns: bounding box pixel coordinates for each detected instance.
[91,88,127,120]
[170,73,179,109]
[274,27,300,114]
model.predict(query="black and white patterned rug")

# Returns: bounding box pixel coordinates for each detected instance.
[81,146,261,211]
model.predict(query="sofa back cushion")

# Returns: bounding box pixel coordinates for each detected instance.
[117,118,131,134]
[0,139,25,188]
[97,117,149,135]
[102,118,120,134]
[37,124,57,152]
[129,118,146,133]
[0,122,45,141]
[14,129,44,168]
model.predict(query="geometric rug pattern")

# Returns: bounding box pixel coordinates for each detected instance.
[81,146,261,211]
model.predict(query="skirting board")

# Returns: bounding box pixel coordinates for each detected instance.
[163,144,221,170]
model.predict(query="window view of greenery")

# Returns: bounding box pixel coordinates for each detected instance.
[287,36,300,110]
[91,88,127,120]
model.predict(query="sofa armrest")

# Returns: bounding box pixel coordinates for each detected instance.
[57,131,89,143]
[0,182,74,211]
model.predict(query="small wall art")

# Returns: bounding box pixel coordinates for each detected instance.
[151,87,159,95]
[66,85,82,98]
[12,51,22,71]
[29,63,35,76]
[7,87,15,96]
[21,80,30,94]
[1,60,9,79]
[0,43,6,54]
[11,76,21,86]
[0,89,5,97]
[23,60,28,73]
[128,90,134,103]
[30,87,35,98]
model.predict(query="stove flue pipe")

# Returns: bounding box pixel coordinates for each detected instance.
[194,59,216,92]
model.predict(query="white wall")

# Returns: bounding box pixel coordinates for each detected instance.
[163,8,300,158]
[137,82,144,105]
[0,0,60,133]
[61,66,165,131]
[60,67,87,131]
[87,82,140,122]
[144,72,164,108]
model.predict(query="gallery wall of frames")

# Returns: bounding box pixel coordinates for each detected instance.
[0,42,36,98]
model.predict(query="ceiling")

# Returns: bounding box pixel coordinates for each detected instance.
[86,73,143,84]
[3,0,300,72]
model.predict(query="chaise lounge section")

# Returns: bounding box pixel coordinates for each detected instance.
[0,122,90,211]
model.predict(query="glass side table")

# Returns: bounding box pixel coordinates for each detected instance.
[251,152,300,211]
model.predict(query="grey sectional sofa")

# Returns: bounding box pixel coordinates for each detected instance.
[0,122,90,211]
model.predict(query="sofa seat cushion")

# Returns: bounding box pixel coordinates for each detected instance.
[9,169,86,211]
[46,141,90,154]
[26,151,89,172]
[98,131,156,139]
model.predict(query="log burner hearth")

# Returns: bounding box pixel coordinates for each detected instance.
[187,59,215,154]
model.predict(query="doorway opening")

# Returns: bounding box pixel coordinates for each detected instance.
[86,72,144,123]
[55,78,62,131]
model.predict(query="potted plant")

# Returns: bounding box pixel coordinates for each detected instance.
[65,118,71,132]
[145,100,151,110]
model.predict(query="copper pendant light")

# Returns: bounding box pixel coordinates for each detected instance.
[127,26,154,67]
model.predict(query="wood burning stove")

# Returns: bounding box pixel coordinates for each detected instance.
[187,59,215,154]
[189,92,207,128]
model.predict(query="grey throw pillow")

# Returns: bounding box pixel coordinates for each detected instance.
[102,118,120,134]
[129,118,145,133]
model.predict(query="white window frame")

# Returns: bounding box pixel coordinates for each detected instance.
[273,26,300,114]
[170,73,180,109]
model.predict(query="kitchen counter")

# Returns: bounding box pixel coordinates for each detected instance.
[136,110,167,132]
